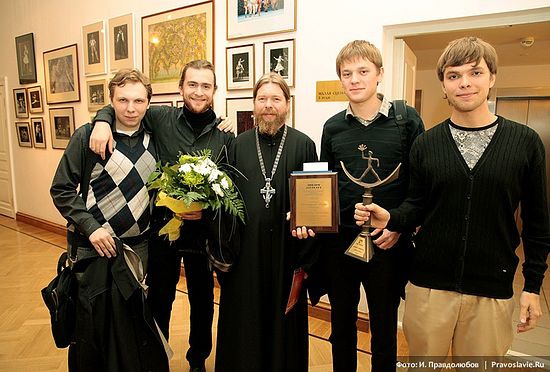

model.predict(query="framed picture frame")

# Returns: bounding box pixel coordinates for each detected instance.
[226,97,254,134]
[15,122,32,147]
[82,21,106,75]
[150,101,174,107]
[43,44,80,104]
[86,79,108,112]
[15,33,37,84]
[142,2,214,94]
[13,88,29,118]
[31,117,46,148]
[109,13,135,71]
[226,0,296,40]
[264,39,295,87]
[27,86,43,114]
[48,107,75,149]
[289,95,295,128]
[226,44,255,90]
[176,100,184,108]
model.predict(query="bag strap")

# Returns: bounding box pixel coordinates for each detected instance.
[79,123,97,202]
[57,251,69,275]
[392,100,410,165]
[67,123,99,262]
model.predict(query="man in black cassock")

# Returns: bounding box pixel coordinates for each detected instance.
[215,73,318,372]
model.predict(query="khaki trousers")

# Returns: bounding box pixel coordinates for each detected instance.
[403,283,514,357]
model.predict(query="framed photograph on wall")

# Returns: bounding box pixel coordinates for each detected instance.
[109,13,135,71]
[82,21,106,75]
[226,44,255,90]
[86,79,108,112]
[264,39,295,87]
[226,0,296,40]
[27,86,43,114]
[13,88,29,118]
[176,100,184,108]
[43,44,80,104]
[150,101,174,107]
[289,95,295,128]
[31,117,46,148]
[142,2,214,94]
[49,107,75,149]
[226,97,254,134]
[15,33,37,84]
[15,122,32,147]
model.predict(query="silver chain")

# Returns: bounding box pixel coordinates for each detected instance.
[255,125,288,208]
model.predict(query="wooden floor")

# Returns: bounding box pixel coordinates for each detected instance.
[1,214,548,372]
[0,215,393,371]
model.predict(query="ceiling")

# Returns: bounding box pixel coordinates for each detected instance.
[401,21,550,70]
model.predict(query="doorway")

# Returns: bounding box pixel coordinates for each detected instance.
[0,77,15,217]
[382,7,550,119]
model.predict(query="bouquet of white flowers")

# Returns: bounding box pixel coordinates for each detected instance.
[148,149,245,241]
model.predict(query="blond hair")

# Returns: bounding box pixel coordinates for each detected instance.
[109,68,152,101]
[335,40,383,78]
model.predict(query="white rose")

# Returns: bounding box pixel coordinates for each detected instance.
[212,183,224,197]
[220,177,229,189]
[208,169,222,183]
[179,163,192,173]
[205,158,217,168]
[193,162,211,175]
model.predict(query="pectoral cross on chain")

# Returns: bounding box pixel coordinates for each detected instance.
[260,178,276,208]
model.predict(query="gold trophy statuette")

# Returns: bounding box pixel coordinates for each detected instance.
[340,144,401,262]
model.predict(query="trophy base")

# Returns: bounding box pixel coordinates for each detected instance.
[344,233,374,262]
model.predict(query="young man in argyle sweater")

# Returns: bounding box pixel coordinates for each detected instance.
[51,69,169,371]
[51,68,156,267]
[355,37,550,358]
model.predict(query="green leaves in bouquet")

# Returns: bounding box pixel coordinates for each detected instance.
[147,149,246,223]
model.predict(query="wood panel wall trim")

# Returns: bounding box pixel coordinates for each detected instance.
[15,212,66,236]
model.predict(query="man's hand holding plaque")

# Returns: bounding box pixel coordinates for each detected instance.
[289,162,340,233]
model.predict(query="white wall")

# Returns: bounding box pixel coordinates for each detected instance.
[1,0,550,225]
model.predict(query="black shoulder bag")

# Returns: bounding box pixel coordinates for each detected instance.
[41,124,97,348]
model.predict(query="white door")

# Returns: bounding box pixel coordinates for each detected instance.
[391,39,417,106]
[0,78,15,217]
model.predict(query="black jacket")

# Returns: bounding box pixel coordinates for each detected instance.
[388,117,550,299]
[70,240,169,372]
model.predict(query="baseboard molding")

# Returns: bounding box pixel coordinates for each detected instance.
[308,301,370,333]
[16,212,66,236]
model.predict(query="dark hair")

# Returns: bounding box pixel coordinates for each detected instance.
[108,68,152,101]
[436,37,498,81]
[178,59,217,89]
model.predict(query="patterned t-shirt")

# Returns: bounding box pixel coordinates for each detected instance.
[449,119,498,170]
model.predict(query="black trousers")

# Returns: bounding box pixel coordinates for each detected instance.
[146,236,214,367]
[323,236,403,372]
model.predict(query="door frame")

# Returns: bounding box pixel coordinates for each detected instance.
[381,7,550,99]
[0,76,16,217]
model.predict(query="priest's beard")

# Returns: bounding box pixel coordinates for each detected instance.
[255,109,287,136]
